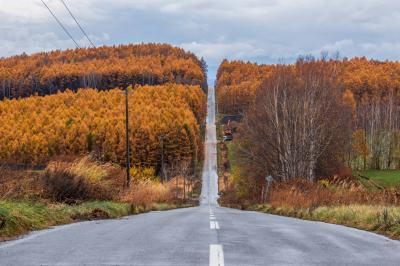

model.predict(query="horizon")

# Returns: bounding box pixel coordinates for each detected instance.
[1,42,398,87]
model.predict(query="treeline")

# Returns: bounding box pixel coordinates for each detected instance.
[216,60,272,114]
[342,58,400,170]
[0,84,206,173]
[0,43,208,99]
[216,57,400,180]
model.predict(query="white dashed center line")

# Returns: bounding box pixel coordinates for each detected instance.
[210,221,220,230]
[210,244,224,266]
[209,208,223,265]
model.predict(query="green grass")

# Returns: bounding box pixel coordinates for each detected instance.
[356,170,400,188]
[151,202,195,211]
[243,204,400,239]
[0,201,131,240]
[215,113,225,185]
[216,114,223,141]
[226,142,238,170]
[0,201,192,241]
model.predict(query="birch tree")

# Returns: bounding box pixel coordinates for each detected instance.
[238,58,352,181]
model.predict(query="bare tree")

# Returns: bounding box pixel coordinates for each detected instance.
[354,87,400,170]
[166,160,192,200]
[238,58,352,182]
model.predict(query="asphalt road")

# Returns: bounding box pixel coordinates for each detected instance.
[1,86,400,265]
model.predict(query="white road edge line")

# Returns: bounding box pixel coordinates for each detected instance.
[210,244,224,266]
[0,222,79,249]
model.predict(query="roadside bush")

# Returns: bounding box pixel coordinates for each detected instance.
[0,167,43,200]
[42,157,121,202]
[267,178,400,208]
[246,203,400,239]
[130,167,158,183]
[121,180,174,207]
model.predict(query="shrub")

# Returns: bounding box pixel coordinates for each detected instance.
[42,157,120,202]
[121,180,174,207]
[0,167,43,200]
[266,178,400,208]
[130,167,157,183]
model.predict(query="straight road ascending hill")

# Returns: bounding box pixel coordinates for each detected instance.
[1,86,400,266]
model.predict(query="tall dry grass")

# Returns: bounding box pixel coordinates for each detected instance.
[42,156,122,202]
[0,167,43,200]
[120,180,174,207]
[267,177,400,209]
[120,173,200,207]
[2,156,197,208]
[221,175,400,239]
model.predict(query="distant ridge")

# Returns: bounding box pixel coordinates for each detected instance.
[0,43,207,99]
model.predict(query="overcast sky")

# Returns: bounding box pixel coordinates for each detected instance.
[1,0,400,83]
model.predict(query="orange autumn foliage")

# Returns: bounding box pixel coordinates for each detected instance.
[216,60,273,114]
[0,43,206,99]
[0,84,206,167]
[216,57,400,115]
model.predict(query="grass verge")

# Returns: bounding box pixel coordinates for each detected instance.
[235,203,400,239]
[0,200,194,242]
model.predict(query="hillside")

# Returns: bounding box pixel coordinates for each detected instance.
[0,43,207,99]
[0,84,206,167]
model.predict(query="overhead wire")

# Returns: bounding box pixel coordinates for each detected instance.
[40,0,81,48]
[59,0,96,48]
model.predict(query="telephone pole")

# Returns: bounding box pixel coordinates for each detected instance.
[125,87,131,187]
[159,136,165,182]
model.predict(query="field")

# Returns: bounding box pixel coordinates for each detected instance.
[356,170,400,188]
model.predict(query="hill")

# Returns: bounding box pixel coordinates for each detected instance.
[0,84,206,168]
[0,43,207,99]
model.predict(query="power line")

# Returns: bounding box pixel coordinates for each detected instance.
[59,0,96,48]
[40,0,80,48]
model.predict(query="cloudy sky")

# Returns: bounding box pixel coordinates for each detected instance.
[1,0,400,83]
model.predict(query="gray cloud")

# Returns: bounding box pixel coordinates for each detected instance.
[0,0,399,82]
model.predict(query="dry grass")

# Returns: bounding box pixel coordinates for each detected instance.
[0,157,125,202]
[42,156,124,202]
[221,177,400,239]
[1,156,198,206]
[121,180,174,207]
[0,157,124,202]
[0,156,198,241]
[266,177,400,209]
[120,173,200,208]
[0,167,43,200]
[247,204,400,239]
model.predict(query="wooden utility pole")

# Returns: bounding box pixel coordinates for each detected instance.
[125,87,131,187]
[159,136,165,182]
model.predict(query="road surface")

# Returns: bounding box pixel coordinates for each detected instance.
[1,86,400,265]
